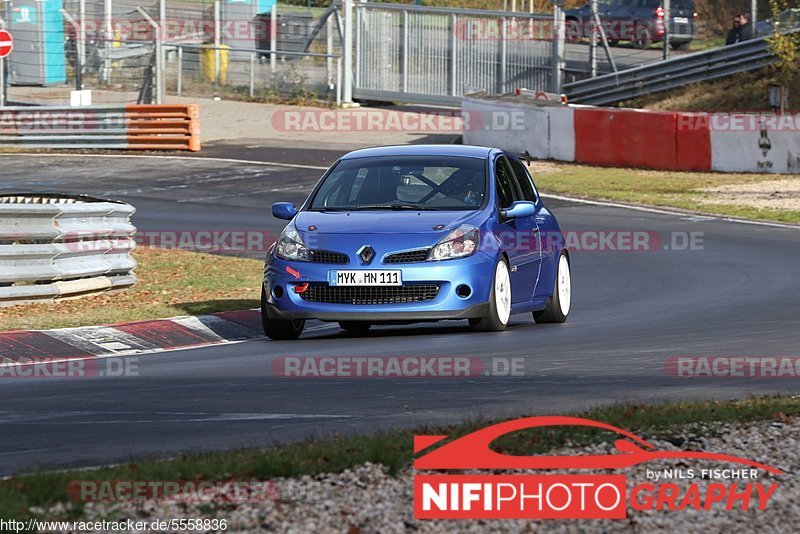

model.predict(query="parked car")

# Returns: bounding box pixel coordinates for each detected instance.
[261,145,571,340]
[565,0,697,49]
[755,8,800,37]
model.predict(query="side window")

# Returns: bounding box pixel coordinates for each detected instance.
[508,157,539,203]
[494,157,520,209]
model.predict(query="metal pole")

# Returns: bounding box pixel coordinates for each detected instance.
[551,1,564,93]
[214,0,221,83]
[104,0,112,83]
[663,0,670,60]
[0,57,5,107]
[343,0,353,103]
[592,4,616,71]
[249,51,255,97]
[450,13,457,97]
[159,0,165,38]
[402,9,408,93]
[177,45,183,96]
[61,9,83,90]
[500,17,507,93]
[750,0,757,38]
[326,13,333,85]
[136,7,162,104]
[79,0,86,66]
[270,3,277,73]
[589,0,597,77]
[336,56,342,106]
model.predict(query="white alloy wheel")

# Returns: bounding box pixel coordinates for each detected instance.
[533,251,571,324]
[495,260,511,325]
[557,253,571,317]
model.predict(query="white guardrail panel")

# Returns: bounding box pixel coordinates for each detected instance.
[0,195,137,306]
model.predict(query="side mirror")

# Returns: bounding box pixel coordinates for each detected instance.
[500,200,537,221]
[272,202,298,220]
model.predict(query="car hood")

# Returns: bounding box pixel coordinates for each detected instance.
[294,210,482,235]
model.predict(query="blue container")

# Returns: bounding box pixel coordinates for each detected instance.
[8,0,67,85]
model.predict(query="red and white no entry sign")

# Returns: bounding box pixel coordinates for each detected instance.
[0,30,13,58]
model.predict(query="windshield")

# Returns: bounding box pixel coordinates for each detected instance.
[309,155,487,211]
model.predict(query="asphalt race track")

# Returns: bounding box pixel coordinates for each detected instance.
[1,152,799,476]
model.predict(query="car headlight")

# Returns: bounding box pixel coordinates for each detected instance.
[428,224,479,261]
[275,223,309,262]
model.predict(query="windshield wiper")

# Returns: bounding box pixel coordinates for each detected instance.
[355,203,439,211]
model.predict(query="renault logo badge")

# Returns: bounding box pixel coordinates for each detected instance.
[357,245,375,264]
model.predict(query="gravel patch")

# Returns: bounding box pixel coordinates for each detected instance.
[697,177,800,211]
[35,418,798,533]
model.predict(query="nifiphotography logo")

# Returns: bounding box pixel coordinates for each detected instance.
[413,416,783,519]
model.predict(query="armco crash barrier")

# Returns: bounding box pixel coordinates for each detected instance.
[463,96,799,174]
[0,195,137,306]
[0,104,200,151]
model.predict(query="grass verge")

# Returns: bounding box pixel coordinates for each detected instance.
[626,69,799,111]
[1,395,797,520]
[0,248,262,332]
[531,162,800,224]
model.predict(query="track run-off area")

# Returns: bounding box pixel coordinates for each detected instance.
[1,151,799,476]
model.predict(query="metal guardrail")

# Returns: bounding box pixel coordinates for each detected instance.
[0,195,137,307]
[0,104,201,151]
[563,30,799,105]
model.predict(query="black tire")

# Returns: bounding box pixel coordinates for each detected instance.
[533,252,571,324]
[339,321,372,333]
[261,286,305,340]
[670,41,690,51]
[633,24,652,49]
[469,258,511,332]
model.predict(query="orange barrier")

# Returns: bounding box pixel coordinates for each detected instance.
[125,104,201,152]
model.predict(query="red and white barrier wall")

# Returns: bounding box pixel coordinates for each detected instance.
[462,97,800,174]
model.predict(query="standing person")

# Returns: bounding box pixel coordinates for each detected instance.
[726,15,742,44]
[739,13,754,40]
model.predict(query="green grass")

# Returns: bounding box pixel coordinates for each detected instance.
[2,395,797,521]
[0,248,262,331]
[532,162,800,224]
[689,35,726,51]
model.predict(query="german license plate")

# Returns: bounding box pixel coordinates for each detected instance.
[674,16,689,23]
[330,270,402,286]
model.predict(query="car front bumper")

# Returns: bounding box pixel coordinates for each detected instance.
[263,251,496,322]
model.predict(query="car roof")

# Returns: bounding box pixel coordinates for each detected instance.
[340,144,495,160]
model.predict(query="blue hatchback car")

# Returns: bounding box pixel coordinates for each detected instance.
[261,145,571,340]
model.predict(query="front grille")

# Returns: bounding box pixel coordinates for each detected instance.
[299,283,440,304]
[384,249,430,264]
[309,249,349,264]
